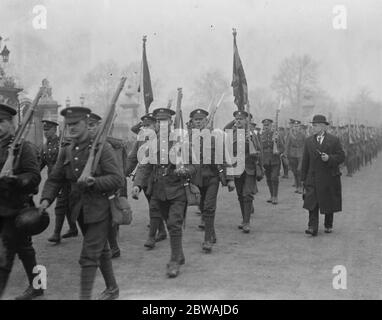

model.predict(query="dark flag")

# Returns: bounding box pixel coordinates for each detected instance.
[138,35,153,113]
[231,28,248,111]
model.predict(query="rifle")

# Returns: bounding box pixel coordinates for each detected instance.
[273,107,280,154]
[77,77,127,182]
[246,100,259,155]
[206,93,225,130]
[0,87,44,177]
[174,88,185,171]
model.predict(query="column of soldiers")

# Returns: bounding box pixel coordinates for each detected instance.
[1,94,382,299]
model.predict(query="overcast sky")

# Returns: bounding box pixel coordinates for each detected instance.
[1,0,382,111]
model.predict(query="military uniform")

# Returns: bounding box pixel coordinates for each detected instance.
[285,120,305,193]
[0,104,42,300]
[40,120,78,243]
[189,108,228,251]
[41,107,123,300]
[226,110,262,233]
[126,113,168,249]
[261,119,284,204]
[133,108,196,278]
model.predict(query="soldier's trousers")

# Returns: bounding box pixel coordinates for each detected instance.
[264,162,281,198]
[146,189,167,239]
[149,197,187,263]
[54,184,77,234]
[198,176,220,242]
[77,210,116,299]
[288,157,302,188]
[308,205,334,231]
[234,172,256,224]
[0,217,38,298]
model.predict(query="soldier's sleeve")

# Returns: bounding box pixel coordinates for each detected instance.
[133,163,153,190]
[125,141,139,176]
[301,140,309,183]
[41,147,67,204]
[327,136,345,167]
[93,142,124,193]
[15,142,41,193]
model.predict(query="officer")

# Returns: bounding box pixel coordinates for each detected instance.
[88,112,128,258]
[40,107,123,300]
[189,108,234,252]
[226,110,261,233]
[126,113,168,249]
[132,108,196,278]
[285,119,305,194]
[41,120,78,243]
[0,103,42,300]
[261,119,284,205]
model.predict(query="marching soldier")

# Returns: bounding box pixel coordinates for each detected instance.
[40,107,123,300]
[0,104,43,300]
[41,120,78,243]
[126,113,168,249]
[285,119,305,194]
[302,115,345,236]
[261,119,284,205]
[132,108,196,278]
[189,108,234,251]
[226,110,261,233]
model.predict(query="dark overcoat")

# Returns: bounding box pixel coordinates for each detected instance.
[301,132,345,214]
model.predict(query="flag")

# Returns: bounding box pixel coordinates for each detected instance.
[231,29,248,111]
[139,36,153,113]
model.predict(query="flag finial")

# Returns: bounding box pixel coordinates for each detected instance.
[143,35,147,43]
[232,28,237,37]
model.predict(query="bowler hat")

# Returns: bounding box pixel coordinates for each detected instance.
[311,114,329,125]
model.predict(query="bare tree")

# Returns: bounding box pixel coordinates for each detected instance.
[272,54,319,114]
[191,69,229,107]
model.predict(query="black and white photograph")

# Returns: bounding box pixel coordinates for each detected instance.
[0,0,382,305]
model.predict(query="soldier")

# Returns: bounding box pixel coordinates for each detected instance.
[285,119,305,194]
[132,108,196,278]
[40,107,123,300]
[0,103,43,300]
[41,120,78,243]
[226,110,261,233]
[301,115,345,236]
[88,112,128,258]
[126,113,168,249]
[261,119,284,205]
[189,108,234,252]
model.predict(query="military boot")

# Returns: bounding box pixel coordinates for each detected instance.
[166,261,180,278]
[14,286,43,300]
[98,287,119,300]
[61,228,78,239]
